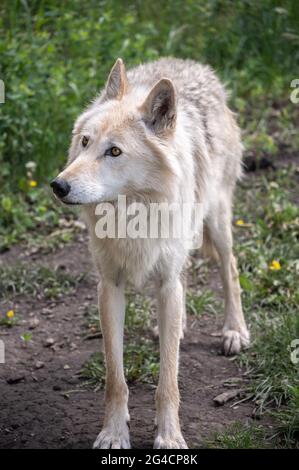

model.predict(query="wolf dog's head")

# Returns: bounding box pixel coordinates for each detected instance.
[51,59,178,205]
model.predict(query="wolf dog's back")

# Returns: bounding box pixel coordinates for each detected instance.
[128,58,243,198]
[128,58,226,107]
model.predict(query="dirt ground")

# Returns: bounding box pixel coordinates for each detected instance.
[0,235,266,449]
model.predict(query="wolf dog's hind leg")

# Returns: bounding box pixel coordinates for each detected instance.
[93,280,130,449]
[154,278,187,449]
[206,206,250,355]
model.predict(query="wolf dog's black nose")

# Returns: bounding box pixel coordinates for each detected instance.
[50,178,71,199]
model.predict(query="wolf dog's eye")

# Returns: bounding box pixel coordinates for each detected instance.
[81,136,89,148]
[107,146,122,157]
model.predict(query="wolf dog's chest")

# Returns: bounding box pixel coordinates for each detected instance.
[92,236,167,288]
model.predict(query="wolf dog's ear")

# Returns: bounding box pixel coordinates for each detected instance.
[141,78,176,133]
[105,58,128,100]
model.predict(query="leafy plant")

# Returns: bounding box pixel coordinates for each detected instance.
[0,264,85,300]
[82,337,159,386]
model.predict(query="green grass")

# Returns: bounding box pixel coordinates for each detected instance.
[20,331,33,344]
[84,293,151,334]
[25,226,78,255]
[0,264,85,300]
[273,386,299,447]
[187,289,219,316]
[82,338,159,387]
[0,314,18,328]
[0,176,78,252]
[125,294,151,331]
[84,303,100,333]
[207,422,272,449]
[234,166,299,446]
[82,293,158,386]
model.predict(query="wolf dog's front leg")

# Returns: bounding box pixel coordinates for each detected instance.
[93,280,130,449]
[154,279,187,449]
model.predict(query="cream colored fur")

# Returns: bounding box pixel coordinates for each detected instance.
[54,58,250,449]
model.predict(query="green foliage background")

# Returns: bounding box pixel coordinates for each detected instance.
[0,0,298,184]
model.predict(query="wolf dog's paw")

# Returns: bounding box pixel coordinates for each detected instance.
[93,422,130,449]
[222,328,250,356]
[154,433,188,449]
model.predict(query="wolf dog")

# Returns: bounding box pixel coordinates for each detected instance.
[51,58,250,449]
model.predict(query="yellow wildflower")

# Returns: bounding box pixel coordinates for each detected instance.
[236,219,245,226]
[269,260,281,271]
[29,180,37,188]
[6,310,15,319]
